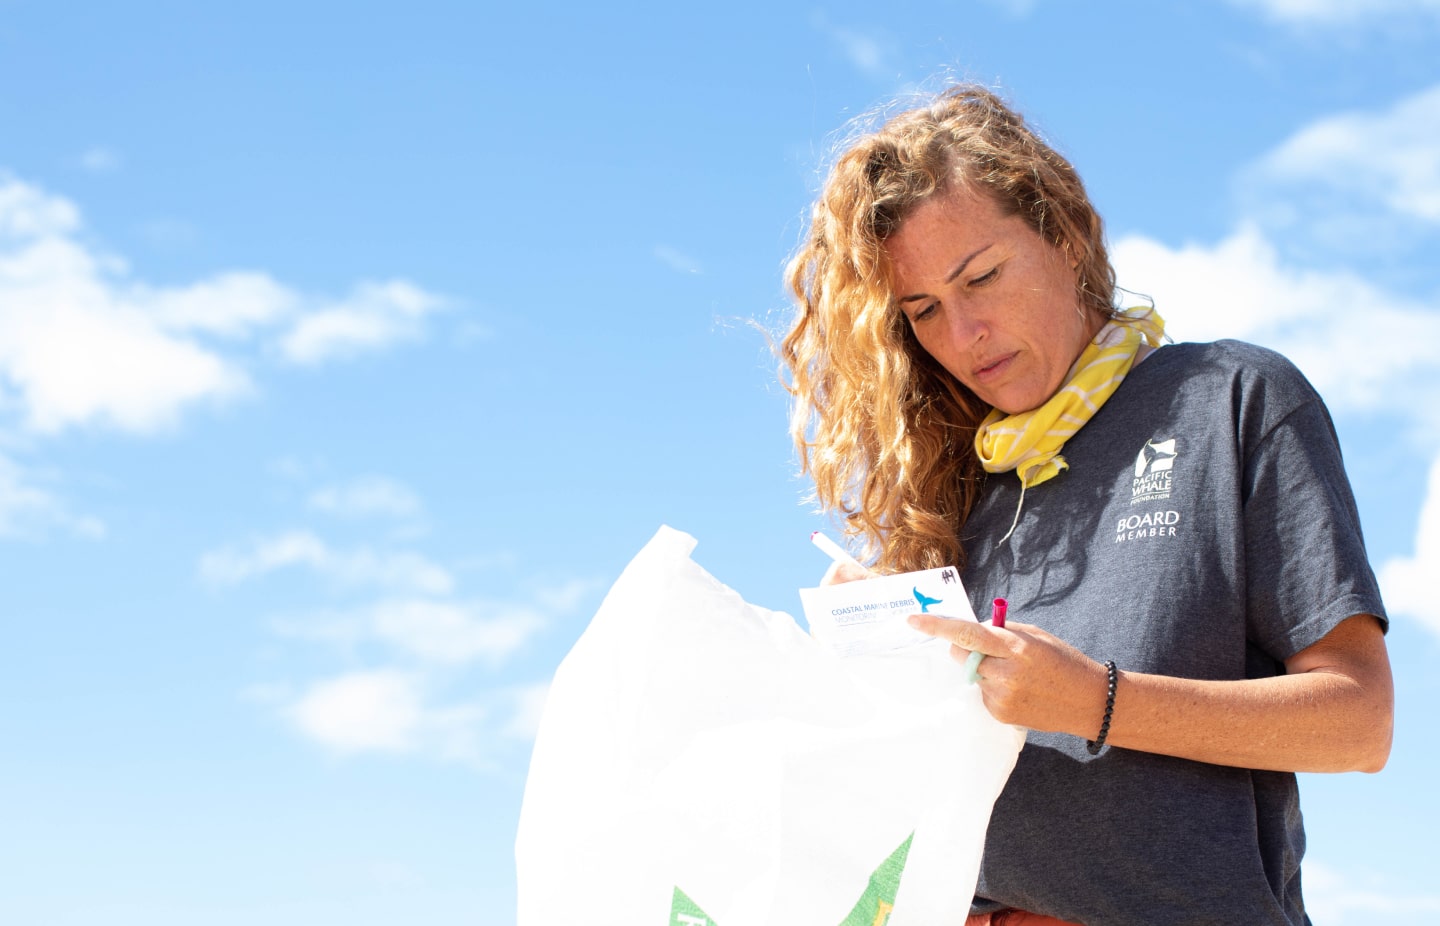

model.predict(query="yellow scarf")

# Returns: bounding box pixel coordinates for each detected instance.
[975,306,1167,490]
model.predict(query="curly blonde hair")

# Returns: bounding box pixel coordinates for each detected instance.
[781,84,1116,573]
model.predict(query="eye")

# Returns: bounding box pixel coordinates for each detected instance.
[969,267,999,287]
[911,302,938,323]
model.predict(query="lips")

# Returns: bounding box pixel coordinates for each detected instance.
[972,352,1017,382]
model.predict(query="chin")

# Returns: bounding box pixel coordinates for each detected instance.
[989,395,1044,416]
[987,379,1061,415]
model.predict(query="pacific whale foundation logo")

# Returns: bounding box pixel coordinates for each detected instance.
[1132,438,1176,503]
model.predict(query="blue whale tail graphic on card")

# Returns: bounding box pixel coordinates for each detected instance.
[913,587,942,613]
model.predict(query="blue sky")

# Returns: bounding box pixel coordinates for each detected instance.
[2,1,1439,923]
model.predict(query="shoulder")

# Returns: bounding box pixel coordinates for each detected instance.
[1128,339,1335,455]
[1149,339,1311,385]
[1145,339,1323,410]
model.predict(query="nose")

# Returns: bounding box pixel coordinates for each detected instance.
[944,303,989,348]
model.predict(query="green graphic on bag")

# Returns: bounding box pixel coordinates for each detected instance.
[670,887,715,925]
[670,832,913,926]
[838,832,911,926]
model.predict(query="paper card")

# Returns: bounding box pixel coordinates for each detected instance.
[799,565,978,657]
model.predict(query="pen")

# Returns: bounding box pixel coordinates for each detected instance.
[810,531,866,571]
[965,598,1008,684]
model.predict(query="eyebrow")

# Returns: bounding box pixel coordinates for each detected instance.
[896,244,992,304]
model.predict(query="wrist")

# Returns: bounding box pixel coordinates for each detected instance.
[1086,660,1118,754]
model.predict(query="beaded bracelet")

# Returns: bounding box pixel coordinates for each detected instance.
[1086,660,1118,755]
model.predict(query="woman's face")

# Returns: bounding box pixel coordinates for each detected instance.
[885,185,1104,416]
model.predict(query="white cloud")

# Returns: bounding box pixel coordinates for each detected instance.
[533,577,605,614]
[1254,83,1440,225]
[1228,0,1440,24]
[199,530,330,580]
[0,178,252,433]
[284,668,552,764]
[141,272,299,337]
[1111,85,1440,431]
[1378,455,1440,637]
[262,590,582,764]
[1303,861,1440,923]
[0,178,79,238]
[500,682,551,740]
[0,173,448,437]
[199,530,454,595]
[370,598,546,665]
[278,280,445,365]
[307,475,422,520]
[242,550,584,765]
[0,278,253,434]
[1112,223,1440,412]
[287,669,494,765]
[289,669,426,753]
[0,453,105,539]
[271,596,548,667]
[269,597,556,766]
[213,472,601,768]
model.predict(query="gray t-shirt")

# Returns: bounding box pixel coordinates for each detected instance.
[962,340,1387,925]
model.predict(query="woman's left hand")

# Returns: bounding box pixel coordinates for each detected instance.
[908,613,1108,737]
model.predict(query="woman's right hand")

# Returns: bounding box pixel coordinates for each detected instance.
[906,613,1109,736]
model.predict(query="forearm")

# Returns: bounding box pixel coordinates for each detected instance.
[911,611,1394,774]
[1094,665,1392,773]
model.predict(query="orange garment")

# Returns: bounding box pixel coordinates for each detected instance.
[966,912,1084,926]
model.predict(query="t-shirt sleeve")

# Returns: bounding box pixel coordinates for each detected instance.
[1241,395,1387,661]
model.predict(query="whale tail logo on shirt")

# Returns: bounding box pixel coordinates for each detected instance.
[1131,437,1178,505]
[1135,438,1177,478]
[914,587,942,613]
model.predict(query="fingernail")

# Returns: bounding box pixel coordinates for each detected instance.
[907,615,921,628]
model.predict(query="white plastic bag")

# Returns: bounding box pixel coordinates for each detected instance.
[516,526,1024,925]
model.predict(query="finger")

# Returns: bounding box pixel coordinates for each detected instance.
[907,613,1008,655]
[821,560,874,586]
[962,649,988,684]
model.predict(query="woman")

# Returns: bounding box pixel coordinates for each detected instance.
[781,85,1393,925]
